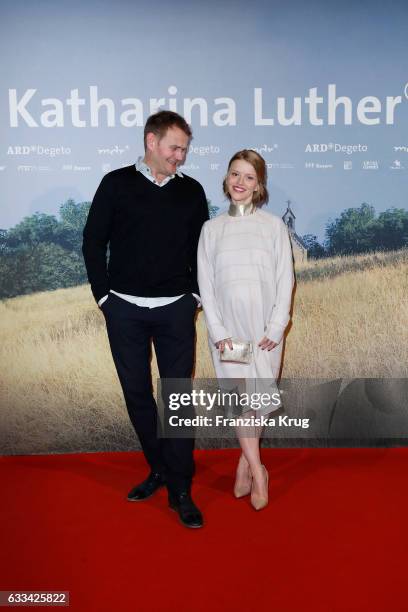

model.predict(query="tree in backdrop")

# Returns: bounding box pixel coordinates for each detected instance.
[301,234,326,259]
[0,201,91,299]
[325,204,408,255]
[373,208,408,251]
[207,200,219,219]
[325,203,376,255]
[0,197,220,299]
[3,198,405,299]
[56,199,92,252]
[6,212,60,249]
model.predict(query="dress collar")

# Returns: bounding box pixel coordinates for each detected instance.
[228,202,255,217]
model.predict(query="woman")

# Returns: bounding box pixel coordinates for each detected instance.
[197,149,294,510]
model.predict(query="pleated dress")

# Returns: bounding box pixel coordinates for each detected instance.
[197,208,294,415]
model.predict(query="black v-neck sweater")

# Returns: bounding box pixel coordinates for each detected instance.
[82,165,209,303]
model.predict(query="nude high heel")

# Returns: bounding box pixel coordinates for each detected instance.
[250,465,269,511]
[233,457,252,498]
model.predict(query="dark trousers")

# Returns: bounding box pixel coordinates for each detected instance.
[102,292,197,495]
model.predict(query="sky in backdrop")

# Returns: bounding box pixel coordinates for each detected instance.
[1,0,407,240]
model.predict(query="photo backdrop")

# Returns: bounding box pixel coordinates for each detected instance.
[1,0,407,235]
[1,0,407,454]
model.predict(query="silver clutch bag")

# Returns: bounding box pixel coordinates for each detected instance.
[219,338,253,364]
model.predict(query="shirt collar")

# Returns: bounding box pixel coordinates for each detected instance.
[135,156,184,180]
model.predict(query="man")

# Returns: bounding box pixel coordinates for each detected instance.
[82,111,209,528]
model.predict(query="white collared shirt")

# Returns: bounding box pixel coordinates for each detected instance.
[135,156,183,186]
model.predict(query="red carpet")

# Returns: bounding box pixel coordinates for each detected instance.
[1,448,407,611]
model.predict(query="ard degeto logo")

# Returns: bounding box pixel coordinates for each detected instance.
[305,143,368,155]
[7,145,71,157]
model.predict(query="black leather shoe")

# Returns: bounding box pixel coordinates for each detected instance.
[168,492,204,529]
[127,472,166,501]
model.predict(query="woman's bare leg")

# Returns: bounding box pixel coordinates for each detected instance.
[235,410,268,507]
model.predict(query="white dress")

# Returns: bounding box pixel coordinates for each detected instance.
[197,208,294,414]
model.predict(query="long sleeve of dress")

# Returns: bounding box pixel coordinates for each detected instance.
[197,223,232,345]
[265,219,294,345]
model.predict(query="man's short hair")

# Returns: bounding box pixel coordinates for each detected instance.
[144,111,192,150]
